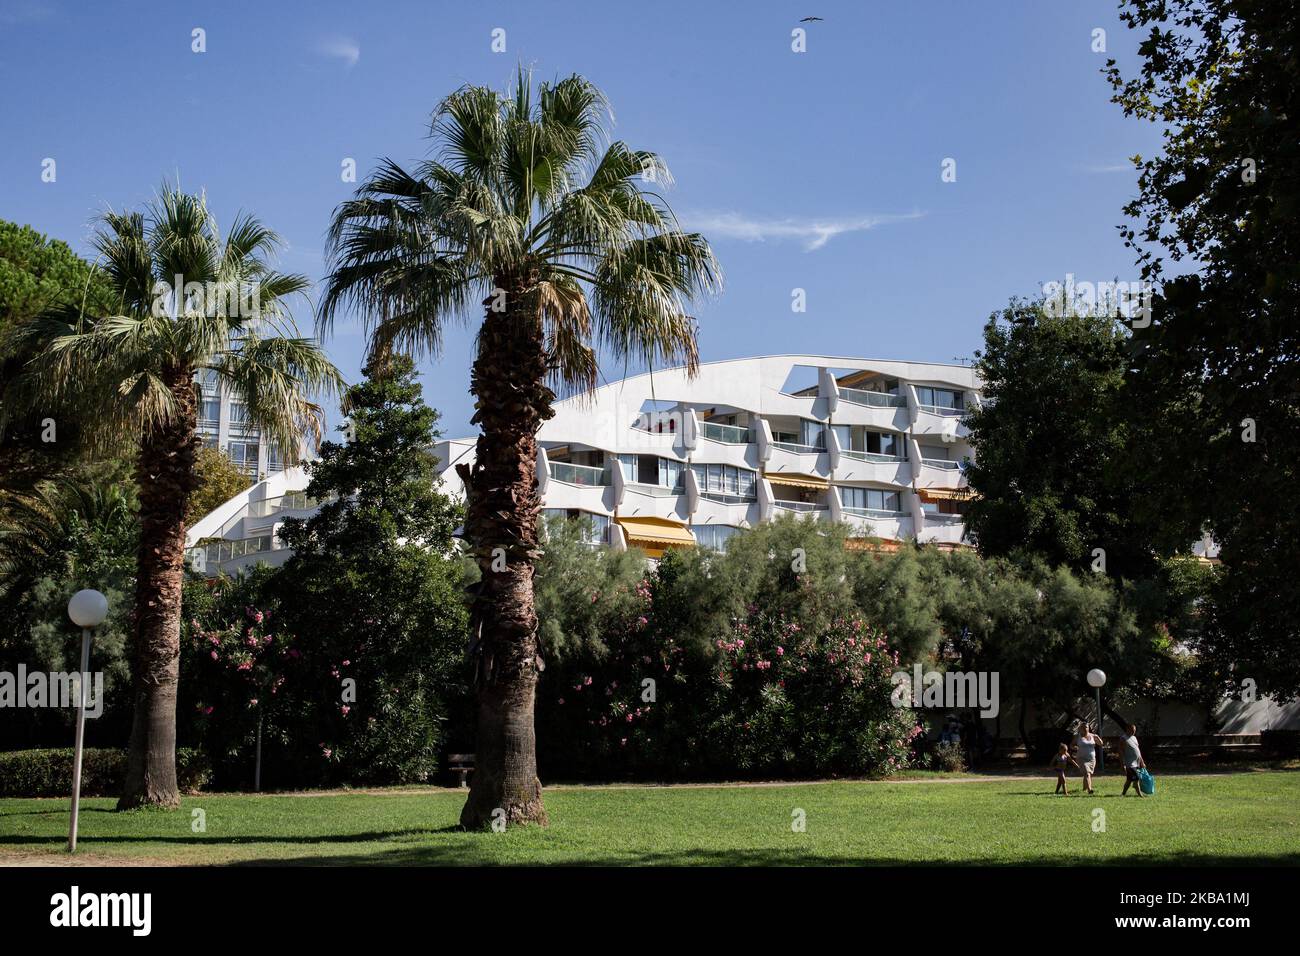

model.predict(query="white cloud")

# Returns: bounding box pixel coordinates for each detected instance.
[1082,162,1133,174]
[682,210,924,251]
[315,36,360,68]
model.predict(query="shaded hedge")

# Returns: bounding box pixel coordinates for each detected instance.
[0,747,210,797]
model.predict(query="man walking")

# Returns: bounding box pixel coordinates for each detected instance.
[1121,724,1147,797]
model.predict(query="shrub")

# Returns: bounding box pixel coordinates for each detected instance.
[931,742,968,773]
[0,747,210,797]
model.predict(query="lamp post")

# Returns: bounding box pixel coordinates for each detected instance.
[1087,667,1107,732]
[66,589,108,853]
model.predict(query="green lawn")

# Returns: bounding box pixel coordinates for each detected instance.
[2,772,1297,866]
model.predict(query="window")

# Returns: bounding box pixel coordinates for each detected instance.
[866,431,900,456]
[267,447,284,473]
[227,442,260,474]
[691,464,757,501]
[229,402,250,425]
[691,524,743,552]
[841,487,901,513]
[915,386,963,411]
[199,398,221,424]
[800,419,825,449]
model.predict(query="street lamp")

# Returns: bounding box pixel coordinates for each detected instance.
[66,588,108,853]
[1087,667,1107,733]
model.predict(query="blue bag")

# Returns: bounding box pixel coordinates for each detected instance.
[1137,767,1155,795]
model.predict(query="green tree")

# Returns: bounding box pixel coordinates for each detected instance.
[0,482,137,748]
[9,185,342,808]
[963,300,1157,579]
[0,220,118,496]
[321,71,720,828]
[1108,0,1300,697]
[269,354,468,786]
[186,445,251,523]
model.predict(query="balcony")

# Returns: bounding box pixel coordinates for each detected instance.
[918,512,968,546]
[625,482,682,498]
[843,506,909,520]
[917,403,964,417]
[771,440,822,455]
[548,461,608,486]
[921,458,961,471]
[201,534,275,567]
[841,510,915,541]
[247,491,320,518]
[700,421,750,444]
[842,449,904,465]
[838,386,905,409]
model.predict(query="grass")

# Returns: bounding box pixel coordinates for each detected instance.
[1,771,1297,866]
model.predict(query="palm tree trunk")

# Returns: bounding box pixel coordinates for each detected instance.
[118,366,198,810]
[459,276,552,830]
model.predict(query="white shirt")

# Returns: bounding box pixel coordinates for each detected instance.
[1076,733,1098,764]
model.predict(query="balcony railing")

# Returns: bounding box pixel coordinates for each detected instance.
[700,421,750,444]
[843,507,908,519]
[247,491,320,518]
[917,403,964,417]
[203,535,274,566]
[548,461,608,486]
[841,449,905,464]
[921,458,962,471]
[839,387,905,408]
[626,481,683,497]
[700,491,756,505]
[772,441,824,454]
[773,500,826,513]
[924,511,966,524]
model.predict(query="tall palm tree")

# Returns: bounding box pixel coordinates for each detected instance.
[9,185,342,809]
[321,71,721,828]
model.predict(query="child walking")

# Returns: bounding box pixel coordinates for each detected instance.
[1050,743,1080,795]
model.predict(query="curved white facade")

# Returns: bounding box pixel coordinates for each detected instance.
[188,355,981,573]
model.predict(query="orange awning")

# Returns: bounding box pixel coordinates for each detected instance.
[765,473,828,490]
[616,516,696,548]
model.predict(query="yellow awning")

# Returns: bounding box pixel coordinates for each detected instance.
[917,487,973,502]
[616,516,696,548]
[764,473,828,490]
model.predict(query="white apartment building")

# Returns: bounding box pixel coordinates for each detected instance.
[186,355,979,575]
[195,368,290,480]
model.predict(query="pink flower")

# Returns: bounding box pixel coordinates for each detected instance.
[342,660,351,666]
[321,746,332,758]
[249,698,259,707]
[210,650,219,660]
[341,705,351,716]
[204,705,214,716]
[776,646,784,656]
[558,698,565,705]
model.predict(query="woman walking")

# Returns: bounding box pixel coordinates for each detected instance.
[1075,722,1104,795]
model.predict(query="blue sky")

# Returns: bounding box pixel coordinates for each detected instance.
[0,0,1160,439]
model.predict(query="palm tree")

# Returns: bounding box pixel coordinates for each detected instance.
[9,185,342,808]
[321,71,721,828]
